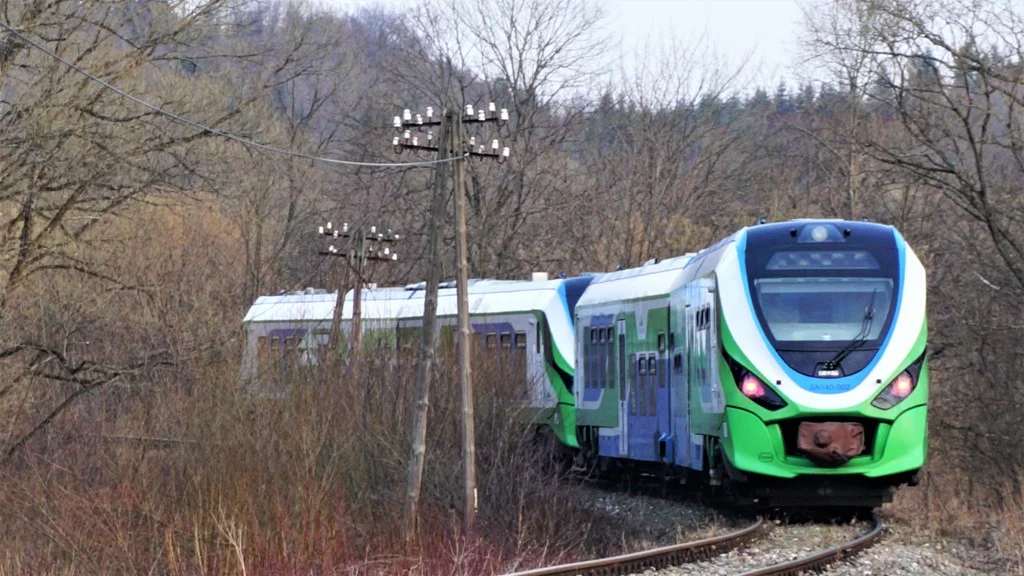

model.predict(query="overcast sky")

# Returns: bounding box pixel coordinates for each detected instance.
[323,0,806,91]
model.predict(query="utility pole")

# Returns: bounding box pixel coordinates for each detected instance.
[319,222,399,362]
[451,109,478,534]
[399,108,449,546]
[393,103,509,536]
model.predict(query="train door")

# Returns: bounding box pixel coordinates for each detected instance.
[670,309,691,468]
[655,310,671,460]
[705,284,724,414]
[689,278,724,437]
[616,317,628,456]
[627,308,667,462]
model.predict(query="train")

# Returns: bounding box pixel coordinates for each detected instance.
[241,219,928,509]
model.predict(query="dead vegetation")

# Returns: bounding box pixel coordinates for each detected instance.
[1,0,1024,572]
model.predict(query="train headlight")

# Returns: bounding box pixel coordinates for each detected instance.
[737,373,787,411]
[871,371,916,410]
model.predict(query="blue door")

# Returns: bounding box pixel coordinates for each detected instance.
[628,350,659,461]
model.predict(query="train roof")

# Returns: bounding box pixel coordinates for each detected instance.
[351,278,572,321]
[575,254,696,308]
[242,278,576,324]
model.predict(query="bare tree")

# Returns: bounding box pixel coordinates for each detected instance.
[0,0,328,462]
[804,0,1024,499]
[573,37,750,269]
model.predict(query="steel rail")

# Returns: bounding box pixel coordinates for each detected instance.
[501,518,764,576]
[735,514,884,576]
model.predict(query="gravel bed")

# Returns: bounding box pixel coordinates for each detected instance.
[577,484,744,552]
[821,541,994,576]
[820,520,1021,576]
[633,520,865,576]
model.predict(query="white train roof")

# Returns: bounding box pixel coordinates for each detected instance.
[242,279,572,324]
[576,254,697,308]
[243,292,337,324]
[347,279,570,320]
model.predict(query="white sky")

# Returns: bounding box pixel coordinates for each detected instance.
[322,0,806,92]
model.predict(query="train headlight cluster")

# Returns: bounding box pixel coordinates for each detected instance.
[871,371,917,410]
[737,373,787,411]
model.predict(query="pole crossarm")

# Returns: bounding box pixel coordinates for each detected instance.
[393,102,510,163]
[316,221,401,353]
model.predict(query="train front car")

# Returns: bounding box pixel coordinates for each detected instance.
[717,220,927,508]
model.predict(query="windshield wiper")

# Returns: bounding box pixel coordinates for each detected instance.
[823,289,877,371]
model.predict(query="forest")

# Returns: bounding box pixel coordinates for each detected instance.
[1,0,1023,573]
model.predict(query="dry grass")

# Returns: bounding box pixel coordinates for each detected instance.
[0,350,622,575]
[887,464,1024,574]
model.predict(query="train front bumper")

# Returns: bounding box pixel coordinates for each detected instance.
[720,405,928,480]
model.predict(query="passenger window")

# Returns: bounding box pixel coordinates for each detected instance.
[648,353,657,375]
[515,331,527,349]
[638,356,647,374]
[657,332,666,352]
[500,333,512,349]
[486,333,498,349]
[673,353,683,373]
[590,328,597,344]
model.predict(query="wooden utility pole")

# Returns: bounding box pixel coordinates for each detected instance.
[404,110,450,544]
[451,110,478,533]
[392,102,509,538]
[350,227,366,358]
[319,223,399,362]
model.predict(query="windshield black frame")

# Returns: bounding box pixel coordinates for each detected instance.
[744,224,901,354]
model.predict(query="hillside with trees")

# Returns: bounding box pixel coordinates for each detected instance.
[0,0,1022,572]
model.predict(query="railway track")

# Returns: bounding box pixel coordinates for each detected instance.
[502,515,883,576]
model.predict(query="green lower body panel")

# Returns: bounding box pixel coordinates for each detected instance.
[520,405,579,448]
[721,405,927,481]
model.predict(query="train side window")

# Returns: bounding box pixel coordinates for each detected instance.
[536,322,542,353]
[515,331,527,349]
[500,333,512,349]
[648,354,657,414]
[591,328,598,344]
[657,331,666,352]
[284,336,301,370]
[636,355,646,416]
[257,336,271,369]
[486,333,498,349]
[673,352,683,373]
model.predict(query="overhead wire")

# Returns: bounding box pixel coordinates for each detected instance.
[0,20,465,169]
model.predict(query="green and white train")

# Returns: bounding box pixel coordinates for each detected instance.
[242,219,928,508]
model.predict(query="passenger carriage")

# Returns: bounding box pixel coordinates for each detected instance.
[240,277,593,446]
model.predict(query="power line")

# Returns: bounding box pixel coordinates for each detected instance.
[0,21,465,169]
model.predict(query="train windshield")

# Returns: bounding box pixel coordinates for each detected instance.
[754,277,893,343]
[746,243,899,350]
[743,223,901,376]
